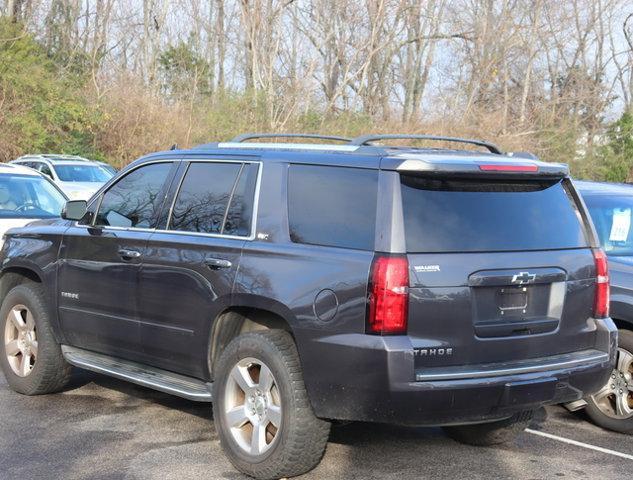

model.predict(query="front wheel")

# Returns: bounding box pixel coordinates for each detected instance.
[443,411,534,446]
[213,330,330,480]
[584,329,633,434]
[0,283,71,395]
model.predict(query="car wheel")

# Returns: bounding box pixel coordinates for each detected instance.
[0,283,71,395]
[443,410,534,446]
[213,330,330,480]
[584,328,633,434]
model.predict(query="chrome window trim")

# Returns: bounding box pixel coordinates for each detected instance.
[164,159,262,241]
[73,159,176,230]
[90,159,176,229]
[75,157,263,242]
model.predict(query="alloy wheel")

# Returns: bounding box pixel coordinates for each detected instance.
[591,347,633,419]
[223,357,282,456]
[4,305,38,377]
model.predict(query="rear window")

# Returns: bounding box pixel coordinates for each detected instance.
[288,165,378,250]
[400,176,588,253]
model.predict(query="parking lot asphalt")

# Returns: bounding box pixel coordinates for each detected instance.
[0,369,631,480]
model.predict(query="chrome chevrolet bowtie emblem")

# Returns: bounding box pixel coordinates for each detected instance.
[511,272,536,285]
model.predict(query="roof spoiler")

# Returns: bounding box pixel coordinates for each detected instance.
[384,157,569,177]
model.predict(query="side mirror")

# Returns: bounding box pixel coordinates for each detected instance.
[61,200,88,221]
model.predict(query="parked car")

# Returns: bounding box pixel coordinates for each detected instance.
[569,180,633,434]
[0,162,67,241]
[10,154,114,200]
[0,134,616,480]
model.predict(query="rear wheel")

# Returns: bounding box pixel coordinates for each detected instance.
[443,410,533,446]
[0,283,71,395]
[585,329,633,434]
[213,330,330,479]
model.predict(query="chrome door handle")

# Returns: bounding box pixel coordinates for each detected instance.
[118,248,142,259]
[205,258,232,269]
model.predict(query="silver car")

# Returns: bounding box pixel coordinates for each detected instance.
[10,154,115,200]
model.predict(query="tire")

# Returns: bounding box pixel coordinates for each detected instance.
[443,410,534,446]
[213,330,330,480]
[0,283,71,395]
[584,328,633,434]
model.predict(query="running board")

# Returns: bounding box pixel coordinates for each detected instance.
[61,345,213,402]
[563,399,588,412]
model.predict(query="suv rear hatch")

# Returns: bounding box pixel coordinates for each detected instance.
[398,171,603,373]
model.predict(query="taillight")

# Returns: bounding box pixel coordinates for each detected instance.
[593,249,609,318]
[367,255,409,335]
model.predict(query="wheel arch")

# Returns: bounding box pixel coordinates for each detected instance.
[611,317,633,331]
[609,296,633,331]
[208,299,296,379]
[0,266,43,300]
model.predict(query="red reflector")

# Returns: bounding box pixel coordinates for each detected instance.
[593,249,609,318]
[479,164,538,172]
[367,255,409,335]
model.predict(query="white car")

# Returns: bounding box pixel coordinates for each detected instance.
[10,154,115,200]
[0,163,67,241]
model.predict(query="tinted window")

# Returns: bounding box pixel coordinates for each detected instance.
[224,163,259,236]
[584,194,633,256]
[288,165,378,250]
[170,162,256,235]
[400,176,588,253]
[95,162,172,228]
[0,174,65,218]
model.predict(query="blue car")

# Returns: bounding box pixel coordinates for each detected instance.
[575,180,633,433]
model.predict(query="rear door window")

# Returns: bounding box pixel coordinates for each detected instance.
[288,165,378,250]
[168,162,258,236]
[400,176,588,253]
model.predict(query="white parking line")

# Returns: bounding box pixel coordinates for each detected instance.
[526,428,633,461]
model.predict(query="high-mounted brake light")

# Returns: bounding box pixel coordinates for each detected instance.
[367,255,409,335]
[593,249,609,318]
[478,164,538,172]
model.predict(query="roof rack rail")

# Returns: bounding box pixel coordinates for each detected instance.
[230,133,352,143]
[349,134,502,155]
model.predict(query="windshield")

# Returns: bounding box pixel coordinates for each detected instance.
[54,164,113,182]
[583,194,633,256]
[0,175,66,218]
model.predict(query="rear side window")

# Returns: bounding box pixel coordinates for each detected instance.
[583,194,633,256]
[288,165,378,250]
[37,163,53,178]
[169,162,258,236]
[400,176,588,253]
[95,162,172,228]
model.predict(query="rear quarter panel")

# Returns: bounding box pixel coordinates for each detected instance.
[232,160,375,412]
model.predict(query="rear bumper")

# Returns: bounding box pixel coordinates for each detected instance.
[298,318,617,426]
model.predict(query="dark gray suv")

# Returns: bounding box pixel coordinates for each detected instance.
[0,134,617,479]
